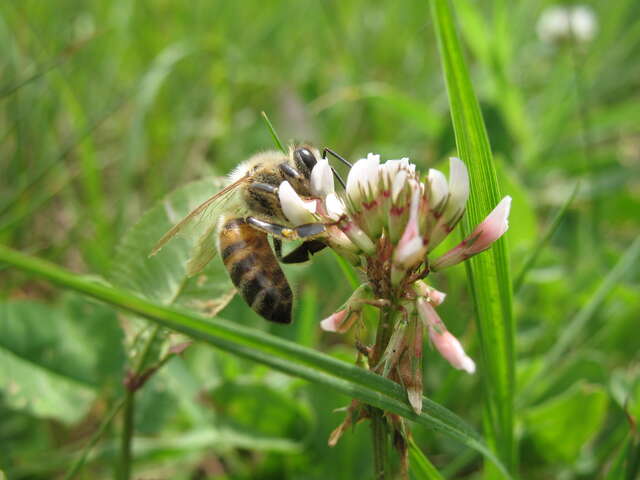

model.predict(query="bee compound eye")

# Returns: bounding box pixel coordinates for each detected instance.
[295,148,317,170]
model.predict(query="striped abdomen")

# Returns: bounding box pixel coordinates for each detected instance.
[219,217,293,324]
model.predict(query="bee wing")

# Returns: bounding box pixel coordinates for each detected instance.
[149,174,250,258]
[185,220,220,277]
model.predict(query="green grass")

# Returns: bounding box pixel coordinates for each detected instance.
[1,1,639,479]
[431,0,515,474]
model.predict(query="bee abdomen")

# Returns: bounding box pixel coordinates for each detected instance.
[219,217,293,324]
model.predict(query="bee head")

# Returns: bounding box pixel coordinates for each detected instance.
[293,146,318,177]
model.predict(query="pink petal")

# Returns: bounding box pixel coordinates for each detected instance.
[468,196,511,254]
[413,281,447,306]
[320,309,347,332]
[415,298,475,374]
[393,185,425,266]
[430,330,476,374]
[430,196,512,271]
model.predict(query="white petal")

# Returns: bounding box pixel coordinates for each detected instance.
[325,192,346,219]
[447,157,469,216]
[346,159,368,203]
[537,6,570,43]
[278,181,316,225]
[394,237,424,265]
[428,168,448,209]
[381,157,410,177]
[340,219,376,254]
[570,6,597,42]
[363,153,381,197]
[391,170,408,202]
[310,158,334,197]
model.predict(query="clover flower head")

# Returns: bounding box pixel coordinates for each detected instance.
[537,4,598,44]
[278,152,511,413]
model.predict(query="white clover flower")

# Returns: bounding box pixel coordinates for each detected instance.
[570,6,598,42]
[296,152,510,405]
[537,4,597,45]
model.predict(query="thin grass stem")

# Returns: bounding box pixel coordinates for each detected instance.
[261,111,287,154]
[63,397,126,480]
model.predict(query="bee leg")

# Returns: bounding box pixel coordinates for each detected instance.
[273,237,322,264]
[278,163,303,181]
[273,238,284,260]
[246,183,282,218]
[278,240,328,264]
[246,216,326,241]
[248,182,278,195]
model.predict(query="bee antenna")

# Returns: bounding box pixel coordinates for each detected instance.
[331,166,346,189]
[322,147,352,168]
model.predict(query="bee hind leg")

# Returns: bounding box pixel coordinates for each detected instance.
[273,238,327,264]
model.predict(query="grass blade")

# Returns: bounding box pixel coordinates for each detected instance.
[261,111,287,154]
[518,235,640,405]
[514,182,580,292]
[0,244,510,478]
[409,438,445,480]
[431,0,515,473]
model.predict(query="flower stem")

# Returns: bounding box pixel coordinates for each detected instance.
[567,30,599,252]
[64,397,126,480]
[118,390,135,480]
[371,408,390,480]
[118,325,162,480]
[370,306,396,479]
[371,306,395,366]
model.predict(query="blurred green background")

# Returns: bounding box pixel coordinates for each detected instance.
[1,0,639,478]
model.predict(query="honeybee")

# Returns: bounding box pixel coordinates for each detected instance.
[150,146,350,324]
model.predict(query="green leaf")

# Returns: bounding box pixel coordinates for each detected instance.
[523,382,608,463]
[211,381,311,438]
[0,244,510,477]
[108,177,235,312]
[431,0,515,474]
[0,298,124,424]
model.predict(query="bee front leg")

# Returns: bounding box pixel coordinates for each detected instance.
[247,217,327,264]
[246,216,326,241]
[245,182,283,218]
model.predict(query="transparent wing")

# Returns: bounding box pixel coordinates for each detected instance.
[186,220,220,277]
[149,174,250,257]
